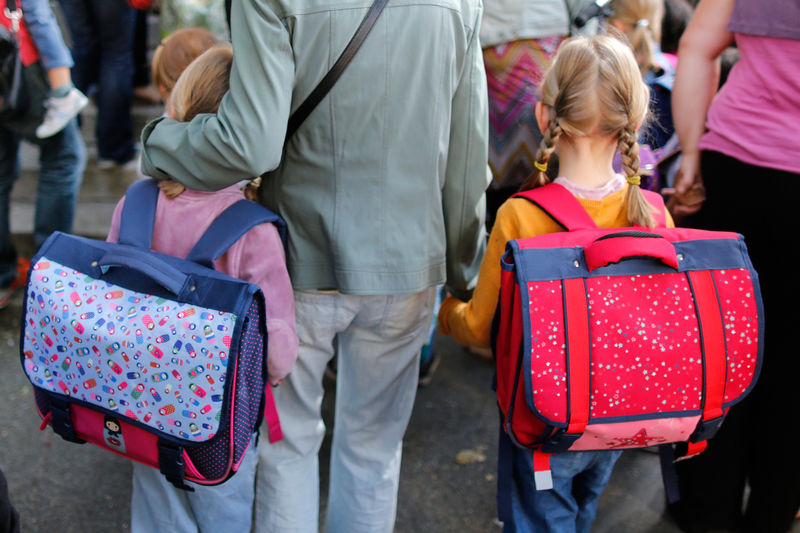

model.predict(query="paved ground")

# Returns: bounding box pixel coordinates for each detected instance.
[2,101,795,533]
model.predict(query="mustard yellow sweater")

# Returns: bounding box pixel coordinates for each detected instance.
[438,185,674,347]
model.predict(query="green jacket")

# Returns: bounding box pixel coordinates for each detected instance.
[141,0,490,300]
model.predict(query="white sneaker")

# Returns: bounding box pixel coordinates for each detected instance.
[35,87,89,139]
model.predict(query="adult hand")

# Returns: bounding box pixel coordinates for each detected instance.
[158,179,186,199]
[662,152,706,219]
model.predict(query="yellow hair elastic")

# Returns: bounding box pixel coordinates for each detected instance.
[626,175,641,186]
[534,160,548,172]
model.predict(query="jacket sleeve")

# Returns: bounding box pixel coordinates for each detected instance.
[140,0,294,190]
[438,201,521,348]
[441,3,492,302]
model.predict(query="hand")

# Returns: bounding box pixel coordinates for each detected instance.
[662,153,706,219]
[158,179,186,199]
[243,177,262,202]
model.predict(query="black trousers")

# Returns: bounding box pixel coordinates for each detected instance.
[1,468,19,533]
[668,150,800,533]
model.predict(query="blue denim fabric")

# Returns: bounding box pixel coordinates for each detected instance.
[58,0,135,163]
[499,429,622,533]
[256,288,436,533]
[18,0,73,70]
[0,119,86,287]
[131,434,259,533]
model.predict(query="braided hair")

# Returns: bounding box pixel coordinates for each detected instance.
[520,35,655,227]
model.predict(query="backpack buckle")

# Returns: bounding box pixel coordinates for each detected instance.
[157,440,195,492]
[541,430,581,453]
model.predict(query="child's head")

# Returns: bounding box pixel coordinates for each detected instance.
[170,44,233,122]
[152,27,219,104]
[608,0,664,75]
[526,35,655,227]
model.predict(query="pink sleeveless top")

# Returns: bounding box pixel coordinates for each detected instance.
[699,34,800,174]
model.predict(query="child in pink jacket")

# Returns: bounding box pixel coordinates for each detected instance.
[107,44,298,533]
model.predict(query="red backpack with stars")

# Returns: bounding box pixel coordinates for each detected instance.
[493,183,763,497]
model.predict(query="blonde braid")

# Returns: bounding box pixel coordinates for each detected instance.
[521,111,563,191]
[619,126,656,228]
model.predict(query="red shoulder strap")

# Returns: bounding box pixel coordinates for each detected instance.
[641,189,668,228]
[514,183,669,230]
[512,184,597,231]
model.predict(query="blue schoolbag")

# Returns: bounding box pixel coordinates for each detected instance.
[21,178,285,490]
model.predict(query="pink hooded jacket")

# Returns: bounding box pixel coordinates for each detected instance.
[107,183,298,385]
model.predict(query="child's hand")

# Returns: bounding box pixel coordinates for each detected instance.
[159,179,186,199]
[243,177,262,202]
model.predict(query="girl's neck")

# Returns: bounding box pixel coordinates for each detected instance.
[555,134,619,189]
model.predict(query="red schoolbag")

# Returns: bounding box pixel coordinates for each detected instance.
[493,183,763,497]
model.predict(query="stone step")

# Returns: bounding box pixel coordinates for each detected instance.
[10,99,163,240]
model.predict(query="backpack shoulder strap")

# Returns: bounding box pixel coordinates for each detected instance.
[512,183,597,231]
[186,199,286,269]
[118,178,159,248]
[641,189,668,228]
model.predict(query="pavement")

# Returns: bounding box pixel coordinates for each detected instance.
[1,101,797,533]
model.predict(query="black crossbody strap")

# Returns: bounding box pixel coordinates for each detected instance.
[225,0,388,139]
[286,0,388,138]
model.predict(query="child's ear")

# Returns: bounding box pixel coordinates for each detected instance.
[610,19,627,34]
[158,84,170,104]
[535,101,550,134]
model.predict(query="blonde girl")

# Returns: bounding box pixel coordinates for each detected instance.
[608,0,664,76]
[108,44,297,533]
[608,0,677,151]
[438,34,672,533]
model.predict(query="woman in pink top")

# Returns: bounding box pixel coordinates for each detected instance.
[108,45,298,533]
[668,1,800,532]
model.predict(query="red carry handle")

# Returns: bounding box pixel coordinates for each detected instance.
[584,231,679,272]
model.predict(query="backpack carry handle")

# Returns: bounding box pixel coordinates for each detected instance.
[584,231,679,272]
[99,248,191,296]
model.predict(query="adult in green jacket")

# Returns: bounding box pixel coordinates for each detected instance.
[140,1,490,532]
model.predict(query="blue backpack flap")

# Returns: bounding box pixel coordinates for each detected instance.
[20,179,286,490]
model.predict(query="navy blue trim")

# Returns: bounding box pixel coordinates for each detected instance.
[497,419,514,524]
[35,232,252,314]
[509,238,752,283]
[723,243,765,409]
[500,234,764,442]
[186,200,286,269]
[118,179,158,248]
[581,408,704,425]
[21,234,262,450]
[658,444,681,503]
[685,272,708,425]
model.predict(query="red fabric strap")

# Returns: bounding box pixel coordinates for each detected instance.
[641,189,668,228]
[514,184,597,231]
[496,268,520,366]
[584,235,678,272]
[685,440,707,458]
[263,386,283,443]
[532,449,554,490]
[563,278,591,435]
[688,271,726,422]
[496,270,523,414]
